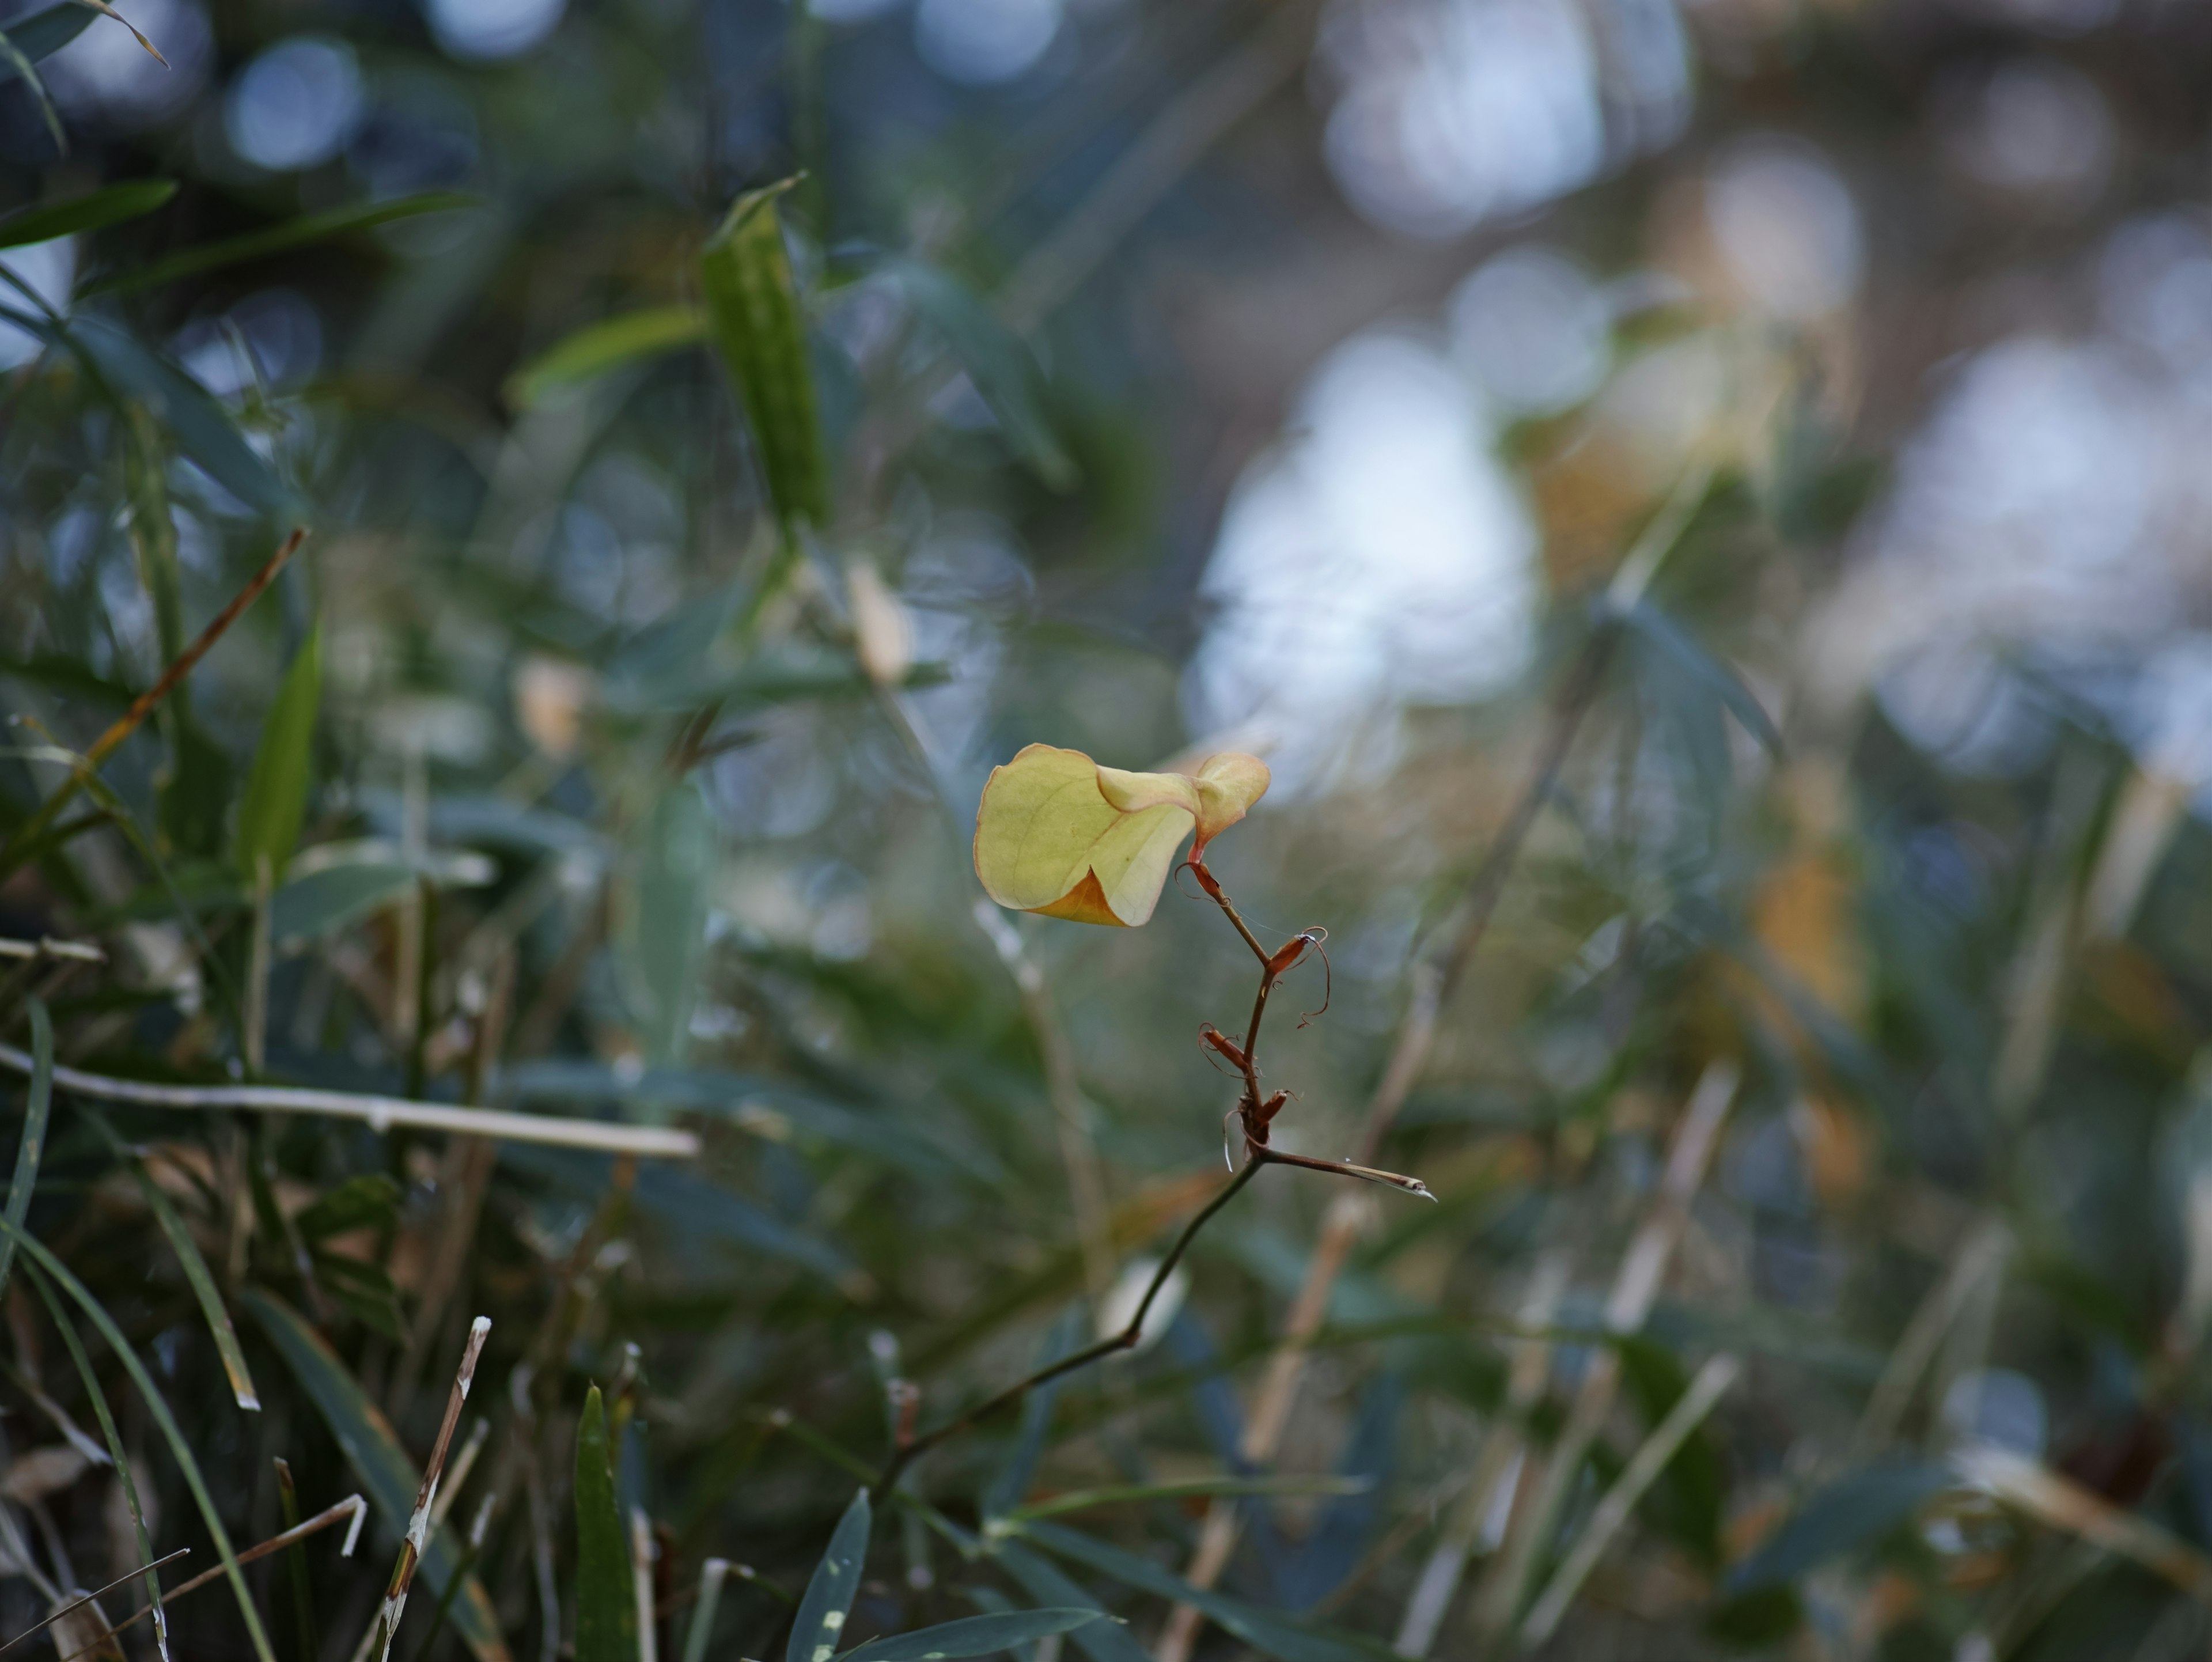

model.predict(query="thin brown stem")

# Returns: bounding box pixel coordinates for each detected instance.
[0,527,307,883]
[871,1150,1266,1497]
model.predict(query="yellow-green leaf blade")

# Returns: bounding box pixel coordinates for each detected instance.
[574,1386,637,1662]
[235,623,321,883]
[700,179,828,529]
[0,179,177,252]
[507,305,707,410]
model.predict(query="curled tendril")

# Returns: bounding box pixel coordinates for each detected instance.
[1288,927,1333,1028]
[1172,861,1207,902]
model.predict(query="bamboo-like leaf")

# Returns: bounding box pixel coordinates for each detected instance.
[241,1291,513,1662]
[19,1261,171,1662]
[628,782,709,1064]
[234,623,321,884]
[86,1112,259,1410]
[574,1387,637,1662]
[890,260,1074,488]
[295,1173,401,1241]
[0,180,176,251]
[700,179,828,529]
[1013,1523,1389,1662]
[787,1490,870,1662]
[76,192,475,300]
[0,1220,276,1662]
[1724,1460,1950,1593]
[1007,1475,1370,1524]
[0,2,94,81]
[991,1544,1149,1662]
[506,306,707,410]
[0,995,53,1303]
[835,1611,1100,1662]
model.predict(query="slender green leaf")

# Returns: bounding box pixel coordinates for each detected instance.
[0,27,61,153]
[991,1544,1149,1662]
[788,1490,871,1662]
[679,1561,730,1662]
[836,1611,1100,1662]
[575,1385,637,1662]
[506,305,707,409]
[77,191,476,300]
[235,623,322,883]
[295,1173,402,1242]
[982,1308,1083,1523]
[0,180,177,251]
[86,1112,260,1410]
[891,260,1074,488]
[700,179,828,528]
[21,1259,171,1662]
[1725,1461,1950,1593]
[0,995,52,1303]
[628,782,709,1064]
[0,1218,277,1662]
[1016,1523,1393,1662]
[243,1290,513,1662]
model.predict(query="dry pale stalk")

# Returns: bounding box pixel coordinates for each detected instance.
[1393,1252,1572,1659]
[1468,1059,1740,1650]
[1518,1354,1742,1646]
[365,1318,491,1662]
[1955,1443,2212,1600]
[0,1046,697,1157]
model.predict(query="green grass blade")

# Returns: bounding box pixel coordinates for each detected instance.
[787,1490,870,1662]
[275,1457,319,1662]
[20,1258,171,1662]
[506,306,706,410]
[0,994,54,1301]
[700,178,828,530]
[84,1111,260,1410]
[234,622,323,884]
[75,192,476,300]
[0,1220,275,1662]
[241,1291,513,1662]
[574,1386,637,1662]
[835,1611,1100,1662]
[0,180,177,251]
[678,1561,728,1662]
[1006,1475,1372,1524]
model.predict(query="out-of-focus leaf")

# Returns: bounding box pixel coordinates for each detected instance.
[507,305,707,409]
[295,1173,401,1241]
[602,582,746,705]
[1623,603,1781,755]
[498,1146,857,1284]
[243,1291,511,1662]
[1016,1523,1393,1662]
[1706,1585,1804,1648]
[890,259,1075,487]
[307,1251,403,1339]
[1725,1461,1950,1593]
[1616,1336,1725,1568]
[0,179,176,250]
[788,1490,870,1662]
[628,782,709,1063]
[0,1222,277,1662]
[982,1307,1084,1523]
[1274,1371,1400,1609]
[575,1386,637,1662]
[234,623,321,884]
[993,1543,1150,1662]
[836,1611,1100,1662]
[269,862,418,943]
[700,179,828,529]
[77,192,476,299]
[63,319,293,515]
[0,997,52,1304]
[0,2,92,78]
[1007,1477,1372,1524]
[974,747,1267,927]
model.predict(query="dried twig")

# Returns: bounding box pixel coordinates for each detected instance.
[54,1496,368,1662]
[362,1318,491,1662]
[0,1045,698,1157]
[0,1550,189,1657]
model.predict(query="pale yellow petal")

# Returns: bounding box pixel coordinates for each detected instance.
[1190,752,1270,850]
[972,744,1196,926]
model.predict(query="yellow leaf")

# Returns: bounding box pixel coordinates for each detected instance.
[973,744,1269,927]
